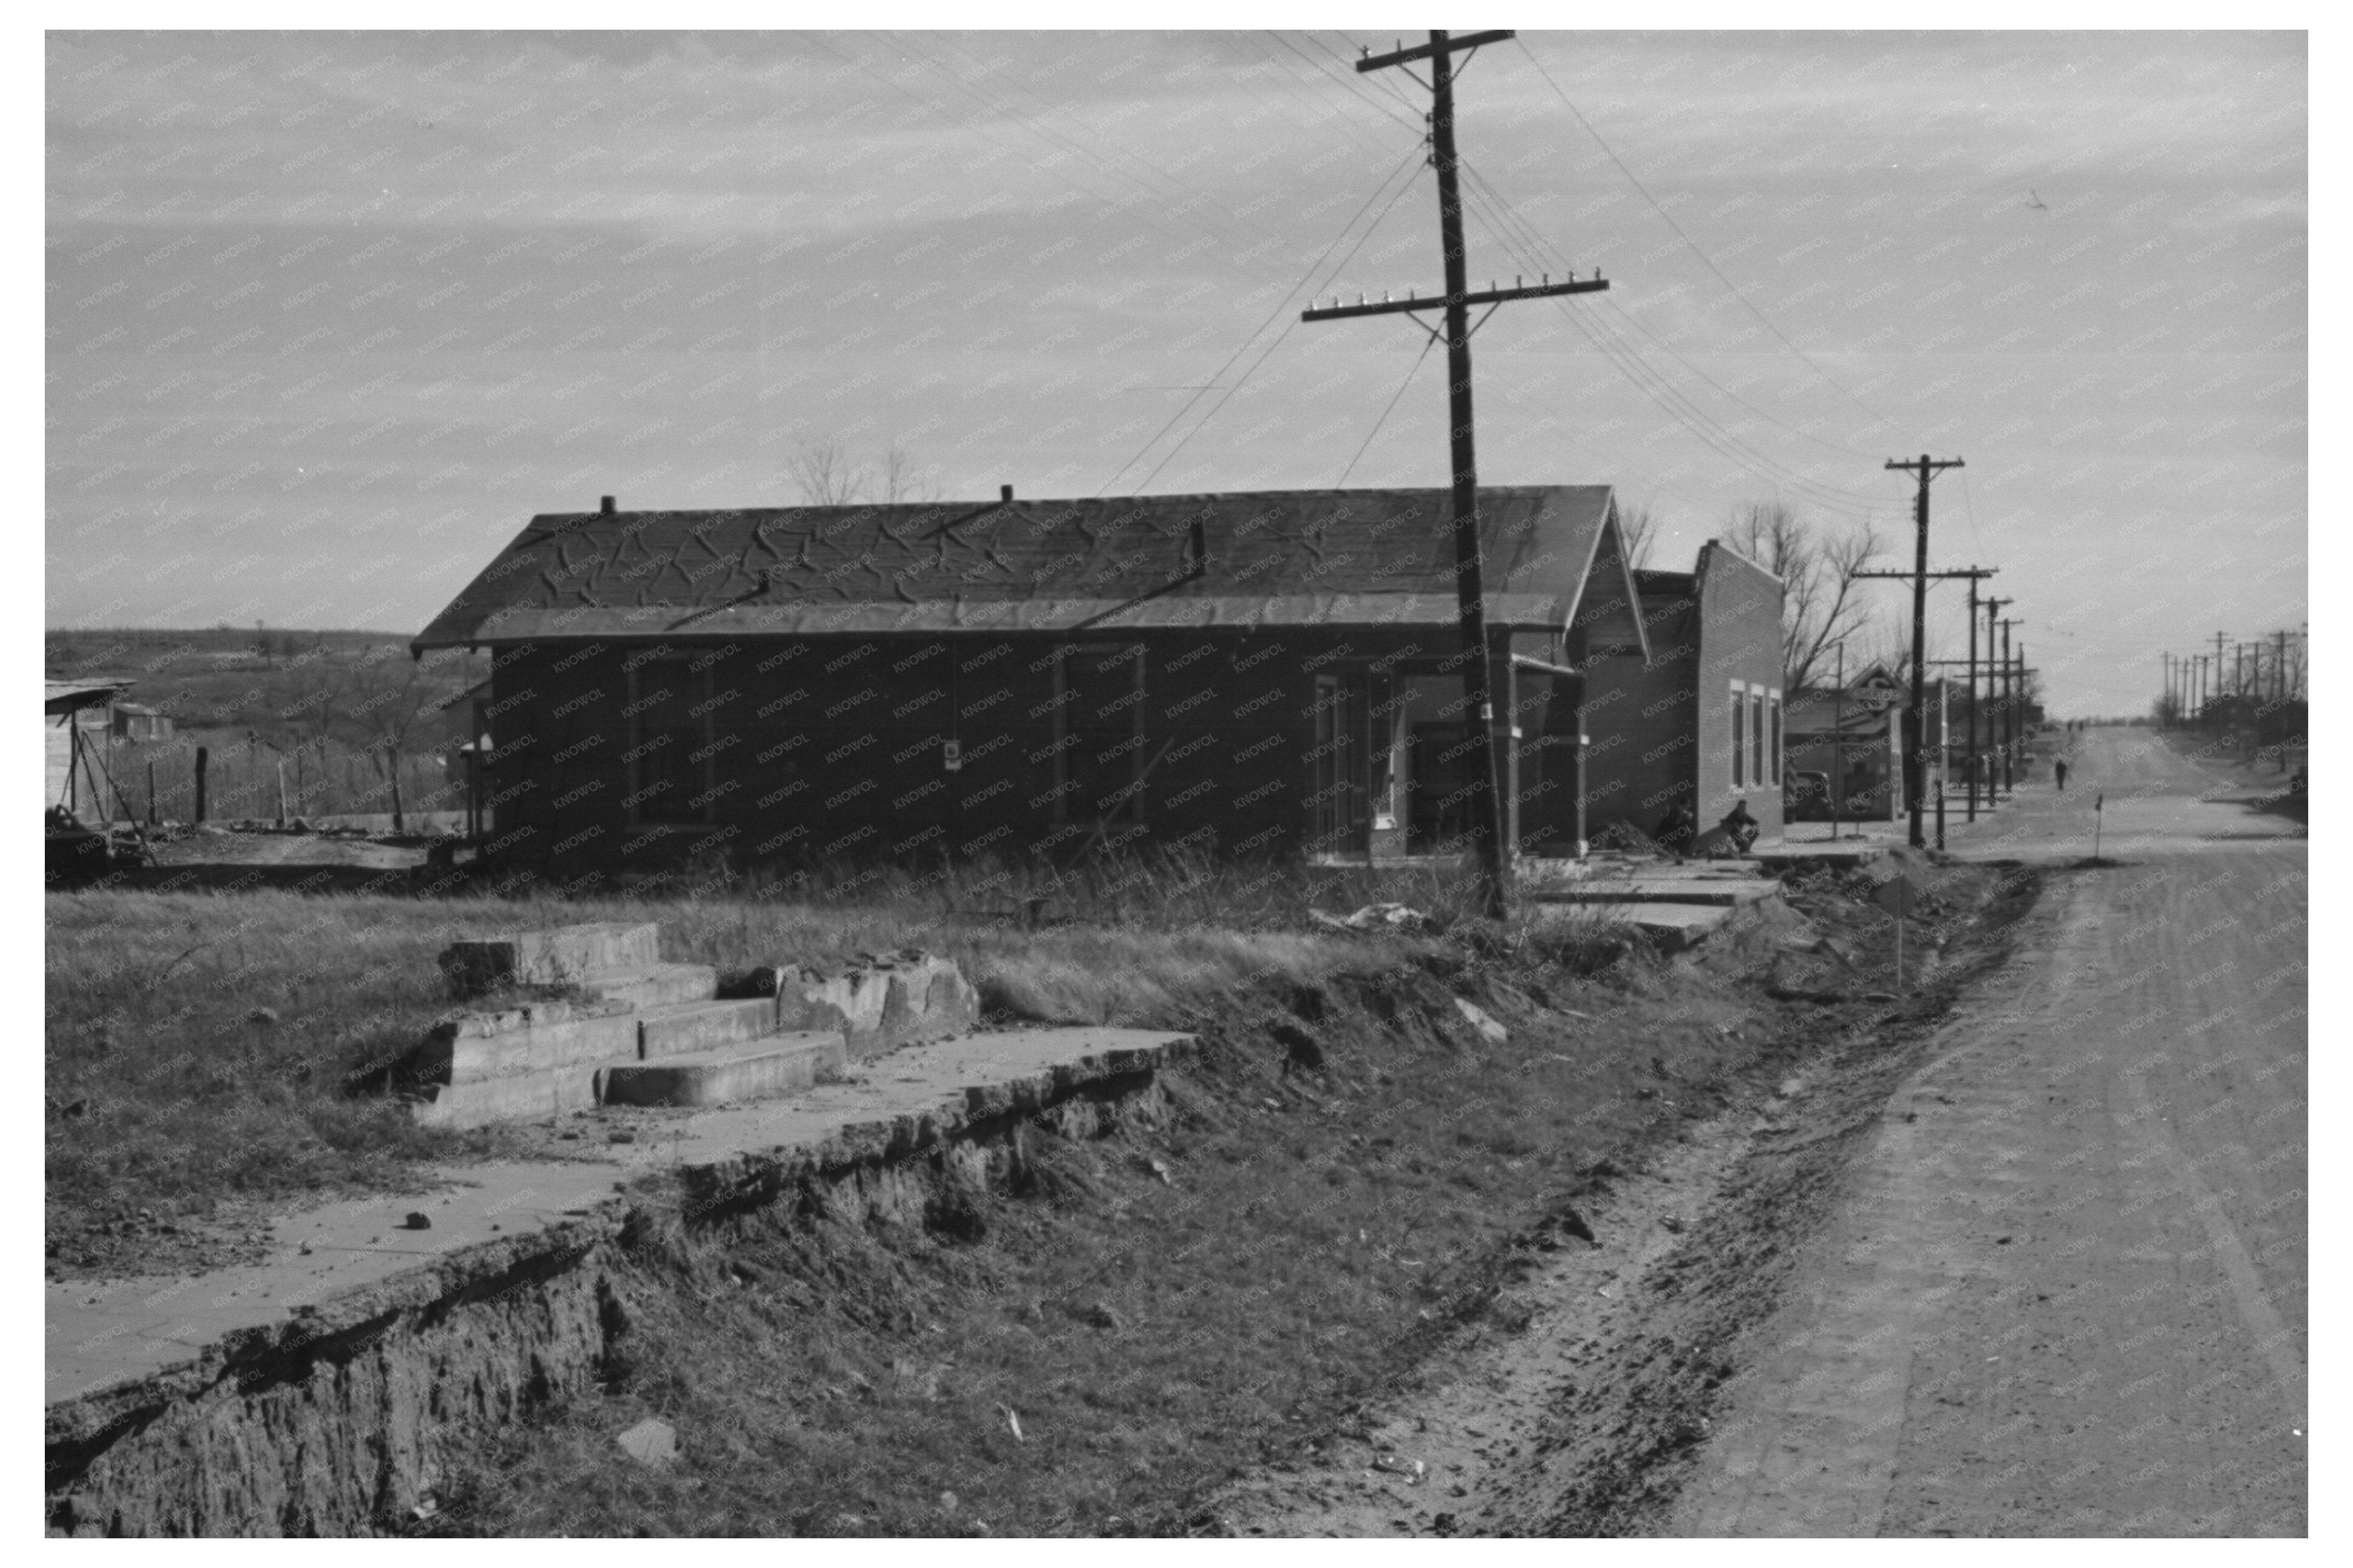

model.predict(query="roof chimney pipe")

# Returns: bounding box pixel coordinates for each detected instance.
[600,495,615,515]
[1000,484,1013,503]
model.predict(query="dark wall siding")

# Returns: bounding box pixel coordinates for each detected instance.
[1693,542,1787,841]
[475,590,1764,875]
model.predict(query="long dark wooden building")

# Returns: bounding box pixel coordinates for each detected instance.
[412,485,1692,881]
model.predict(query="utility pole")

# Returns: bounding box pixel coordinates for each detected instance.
[1874,455,1965,847]
[1306,28,1609,919]
[1999,616,2020,793]
[1981,594,2011,795]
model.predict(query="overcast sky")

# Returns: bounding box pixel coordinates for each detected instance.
[45,28,2305,716]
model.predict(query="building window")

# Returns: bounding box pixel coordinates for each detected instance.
[1054,643,1145,826]
[1769,690,1783,786]
[1730,681,1746,788]
[1752,690,1766,790]
[629,658,710,824]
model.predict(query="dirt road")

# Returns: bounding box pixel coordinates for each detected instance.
[1215,727,2304,1538]
[1665,726,2306,1535]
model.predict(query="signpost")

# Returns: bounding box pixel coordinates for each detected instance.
[1875,872,1918,994]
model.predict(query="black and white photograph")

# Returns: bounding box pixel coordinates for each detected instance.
[39,12,2313,1539]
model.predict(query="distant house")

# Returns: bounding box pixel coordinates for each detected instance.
[108,702,173,743]
[1577,545,1789,849]
[413,488,1666,879]
[1784,669,1906,822]
[45,680,128,822]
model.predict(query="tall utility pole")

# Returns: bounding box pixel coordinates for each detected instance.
[1999,616,2020,792]
[1982,594,2011,791]
[1879,455,1965,847]
[1306,29,1609,919]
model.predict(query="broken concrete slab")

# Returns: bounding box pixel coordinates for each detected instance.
[578,963,721,1011]
[438,922,661,997]
[746,949,981,1058]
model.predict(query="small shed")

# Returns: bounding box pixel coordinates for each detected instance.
[46,680,128,822]
[110,702,174,743]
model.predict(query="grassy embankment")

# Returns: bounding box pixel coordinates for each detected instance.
[44,853,1590,1275]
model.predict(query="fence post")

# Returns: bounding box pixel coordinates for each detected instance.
[147,760,158,825]
[389,746,405,833]
[276,758,288,827]
[194,746,209,824]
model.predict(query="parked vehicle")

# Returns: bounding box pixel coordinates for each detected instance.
[1784,769,1832,821]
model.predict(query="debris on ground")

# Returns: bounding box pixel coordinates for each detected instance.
[1454,997,1509,1045]
[616,1418,677,1468]
[1310,902,1434,933]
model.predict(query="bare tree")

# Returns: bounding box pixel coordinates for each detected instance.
[787,436,869,506]
[1617,498,1661,570]
[1724,501,1883,692]
[789,436,938,506]
[877,440,939,504]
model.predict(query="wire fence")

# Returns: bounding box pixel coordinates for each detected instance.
[87,734,465,825]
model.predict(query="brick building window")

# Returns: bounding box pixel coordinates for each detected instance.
[1730,681,1746,788]
[1769,690,1783,785]
[1752,690,1766,789]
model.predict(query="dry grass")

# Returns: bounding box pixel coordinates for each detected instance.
[45,852,1535,1270]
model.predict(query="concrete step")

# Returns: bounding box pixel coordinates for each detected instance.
[638,997,781,1059]
[408,999,641,1085]
[598,1031,848,1110]
[583,963,720,1010]
[409,1053,639,1130]
[440,922,662,997]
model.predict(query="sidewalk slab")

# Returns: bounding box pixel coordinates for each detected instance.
[45,1024,1191,1409]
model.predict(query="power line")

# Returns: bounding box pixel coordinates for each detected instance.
[1098,144,1427,494]
[1335,334,1437,485]
[1509,36,1920,449]
[1450,156,1893,477]
[1446,177,1889,518]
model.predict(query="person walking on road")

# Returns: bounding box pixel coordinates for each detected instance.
[2054,758,2070,791]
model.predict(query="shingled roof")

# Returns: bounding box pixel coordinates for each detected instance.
[413,486,1627,650]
